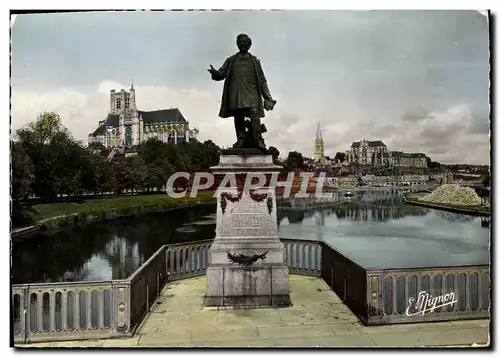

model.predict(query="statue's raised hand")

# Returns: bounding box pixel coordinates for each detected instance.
[207,65,217,74]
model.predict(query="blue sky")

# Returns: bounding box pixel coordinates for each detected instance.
[11,10,490,164]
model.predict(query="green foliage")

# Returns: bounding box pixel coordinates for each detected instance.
[10,113,225,227]
[268,146,281,165]
[426,156,441,169]
[12,111,313,228]
[34,192,216,231]
[284,151,305,171]
[11,141,35,225]
[333,152,346,163]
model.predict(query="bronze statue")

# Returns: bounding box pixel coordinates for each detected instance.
[208,34,276,153]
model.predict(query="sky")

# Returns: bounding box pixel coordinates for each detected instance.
[10,10,490,164]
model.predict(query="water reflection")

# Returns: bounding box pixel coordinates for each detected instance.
[278,189,429,225]
[279,189,489,269]
[12,188,489,283]
[11,205,216,284]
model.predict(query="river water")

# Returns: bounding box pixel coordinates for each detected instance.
[11,189,490,284]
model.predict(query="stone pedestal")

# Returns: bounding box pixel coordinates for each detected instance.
[204,149,291,308]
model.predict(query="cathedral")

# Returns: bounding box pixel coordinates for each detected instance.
[346,139,390,166]
[88,81,197,150]
[313,122,327,165]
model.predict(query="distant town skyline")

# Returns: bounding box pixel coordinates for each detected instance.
[11,10,490,164]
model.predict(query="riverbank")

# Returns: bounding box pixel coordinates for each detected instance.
[403,193,490,217]
[12,191,217,239]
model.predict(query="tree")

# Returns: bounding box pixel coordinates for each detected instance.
[333,152,346,163]
[200,140,220,168]
[426,157,441,169]
[284,151,305,171]
[15,113,77,201]
[11,111,225,211]
[16,112,68,146]
[114,156,147,194]
[11,141,34,225]
[268,146,280,165]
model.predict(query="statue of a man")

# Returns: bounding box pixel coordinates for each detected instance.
[208,34,276,153]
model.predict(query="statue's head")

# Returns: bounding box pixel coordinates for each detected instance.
[236,34,252,53]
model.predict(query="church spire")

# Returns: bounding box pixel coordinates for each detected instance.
[316,122,323,141]
[129,79,137,111]
[313,121,325,164]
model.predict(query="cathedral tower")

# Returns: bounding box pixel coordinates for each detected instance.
[313,122,326,164]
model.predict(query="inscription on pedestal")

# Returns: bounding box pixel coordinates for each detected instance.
[231,213,263,228]
[207,153,290,307]
[232,198,268,211]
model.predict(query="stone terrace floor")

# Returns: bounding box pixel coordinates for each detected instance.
[18,275,490,348]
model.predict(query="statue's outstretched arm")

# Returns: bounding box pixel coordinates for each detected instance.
[211,58,230,81]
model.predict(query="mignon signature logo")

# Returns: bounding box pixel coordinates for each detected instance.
[405,291,458,316]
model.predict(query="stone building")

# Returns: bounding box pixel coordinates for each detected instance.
[389,151,428,168]
[346,139,390,166]
[88,81,197,150]
[313,122,327,165]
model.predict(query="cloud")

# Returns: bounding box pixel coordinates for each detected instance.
[11,86,490,165]
[469,116,490,134]
[11,88,95,142]
[11,81,237,147]
[360,104,489,164]
[401,105,431,121]
[10,11,489,165]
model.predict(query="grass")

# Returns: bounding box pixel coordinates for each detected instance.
[27,190,217,223]
[18,183,318,231]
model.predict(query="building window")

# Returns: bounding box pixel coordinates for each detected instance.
[116,98,122,110]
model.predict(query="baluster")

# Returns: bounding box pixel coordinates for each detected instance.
[49,292,56,331]
[98,290,105,329]
[392,276,397,315]
[305,245,310,271]
[404,275,409,314]
[74,290,80,330]
[168,250,174,276]
[453,274,458,312]
[465,272,471,311]
[295,244,300,271]
[61,291,68,330]
[190,248,194,273]
[175,249,181,276]
[317,245,322,274]
[37,292,43,333]
[477,271,482,311]
[311,246,317,273]
[87,290,92,329]
[19,291,26,336]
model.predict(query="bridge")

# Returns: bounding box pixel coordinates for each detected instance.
[12,239,490,347]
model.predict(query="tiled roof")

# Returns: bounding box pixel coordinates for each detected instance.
[91,114,120,136]
[351,140,386,148]
[139,108,187,125]
[391,151,426,158]
[90,108,187,137]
